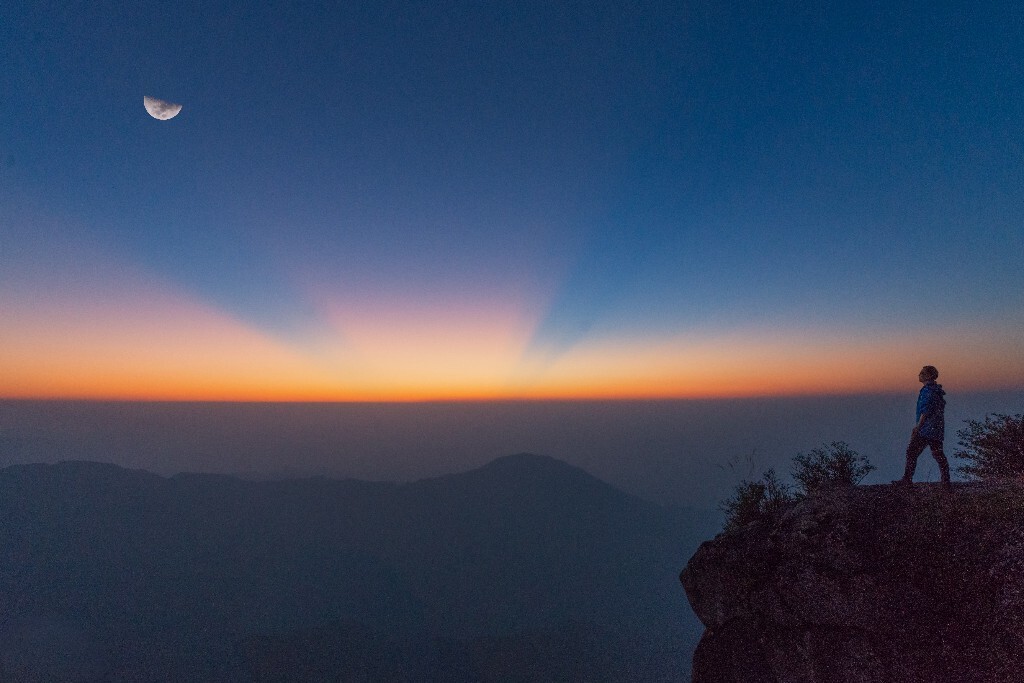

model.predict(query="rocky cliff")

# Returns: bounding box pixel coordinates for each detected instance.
[681,482,1024,682]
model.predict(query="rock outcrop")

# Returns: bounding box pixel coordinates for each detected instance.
[681,482,1024,682]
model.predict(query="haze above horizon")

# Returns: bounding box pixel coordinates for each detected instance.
[3,1,1023,401]
[5,392,1024,509]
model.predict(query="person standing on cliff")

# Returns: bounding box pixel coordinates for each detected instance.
[894,365,951,490]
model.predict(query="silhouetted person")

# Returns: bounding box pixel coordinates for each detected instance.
[894,365,950,489]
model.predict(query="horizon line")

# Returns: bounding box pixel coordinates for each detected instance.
[3,386,1023,405]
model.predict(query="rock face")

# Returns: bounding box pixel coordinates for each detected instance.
[681,482,1024,682]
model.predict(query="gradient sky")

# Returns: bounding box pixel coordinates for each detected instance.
[2,1,1023,400]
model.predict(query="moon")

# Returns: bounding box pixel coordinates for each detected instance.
[144,96,182,120]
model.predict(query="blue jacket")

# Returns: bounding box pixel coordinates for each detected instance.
[916,381,946,441]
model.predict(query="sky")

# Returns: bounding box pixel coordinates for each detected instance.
[2,0,1023,401]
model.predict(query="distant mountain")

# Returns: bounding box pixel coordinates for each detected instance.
[0,454,707,681]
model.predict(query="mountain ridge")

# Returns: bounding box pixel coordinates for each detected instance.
[0,452,702,681]
[1,452,638,498]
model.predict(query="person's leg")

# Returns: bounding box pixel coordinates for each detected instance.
[929,440,951,487]
[899,434,929,483]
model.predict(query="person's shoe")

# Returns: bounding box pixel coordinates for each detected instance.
[941,480,953,493]
[892,478,912,486]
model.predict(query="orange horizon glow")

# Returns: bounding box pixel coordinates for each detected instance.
[4,309,1022,402]
[4,261,1023,402]
[4,216,1024,403]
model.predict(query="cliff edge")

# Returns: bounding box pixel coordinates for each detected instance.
[681,482,1024,682]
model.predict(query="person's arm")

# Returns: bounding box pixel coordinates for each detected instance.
[913,388,938,434]
[912,388,929,434]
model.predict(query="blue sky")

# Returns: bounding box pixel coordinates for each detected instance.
[2,0,1023,399]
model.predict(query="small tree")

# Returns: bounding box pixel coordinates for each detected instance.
[720,468,794,531]
[791,441,874,496]
[760,468,795,515]
[955,413,1024,480]
[719,443,875,532]
[720,480,766,531]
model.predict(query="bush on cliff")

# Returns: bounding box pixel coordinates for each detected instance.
[791,441,875,494]
[720,468,794,532]
[955,413,1024,480]
[720,442,874,531]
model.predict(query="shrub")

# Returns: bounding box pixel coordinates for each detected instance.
[955,414,1024,480]
[720,468,795,532]
[791,441,874,495]
[719,443,875,531]
[720,480,765,531]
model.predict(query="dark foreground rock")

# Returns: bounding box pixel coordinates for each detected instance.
[681,481,1024,682]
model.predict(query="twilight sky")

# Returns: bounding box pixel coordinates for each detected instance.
[2,1,1023,400]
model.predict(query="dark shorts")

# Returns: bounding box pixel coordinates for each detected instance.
[907,432,944,457]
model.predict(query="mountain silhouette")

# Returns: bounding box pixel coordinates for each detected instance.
[0,455,704,681]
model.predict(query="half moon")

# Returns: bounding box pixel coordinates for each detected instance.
[144,96,183,120]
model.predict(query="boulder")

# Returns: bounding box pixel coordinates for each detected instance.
[681,481,1024,682]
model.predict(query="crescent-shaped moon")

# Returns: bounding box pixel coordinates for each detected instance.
[144,95,183,120]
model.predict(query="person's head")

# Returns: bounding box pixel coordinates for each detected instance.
[919,365,939,383]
